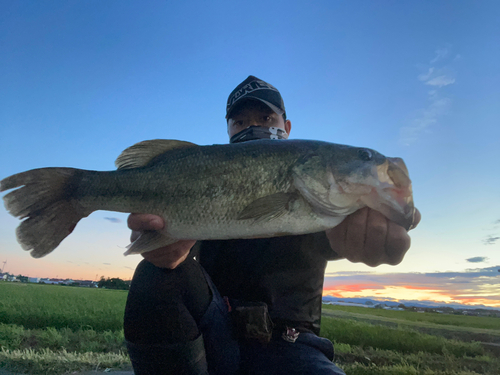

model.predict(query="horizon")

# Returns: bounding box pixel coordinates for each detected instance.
[1,274,499,312]
[1,2,499,308]
[321,295,500,312]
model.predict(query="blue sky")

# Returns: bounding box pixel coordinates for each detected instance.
[1,1,499,305]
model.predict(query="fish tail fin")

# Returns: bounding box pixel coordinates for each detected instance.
[1,168,92,258]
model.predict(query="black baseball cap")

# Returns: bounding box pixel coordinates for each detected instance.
[226,75,286,119]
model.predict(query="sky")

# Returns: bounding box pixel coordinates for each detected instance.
[1,1,499,307]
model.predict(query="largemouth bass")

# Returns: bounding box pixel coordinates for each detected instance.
[1,139,415,258]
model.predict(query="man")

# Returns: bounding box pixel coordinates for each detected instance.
[124,76,421,375]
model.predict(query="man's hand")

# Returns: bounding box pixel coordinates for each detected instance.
[128,214,196,269]
[325,207,421,267]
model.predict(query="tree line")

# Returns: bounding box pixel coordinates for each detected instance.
[97,277,130,290]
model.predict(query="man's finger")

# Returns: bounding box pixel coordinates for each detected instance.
[361,209,389,267]
[384,222,411,265]
[127,214,165,231]
[343,207,369,261]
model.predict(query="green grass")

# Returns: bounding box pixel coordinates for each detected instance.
[321,318,500,374]
[1,282,500,374]
[0,324,125,353]
[321,316,484,357]
[0,283,130,374]
[333,342,498,374]
[323,304,500,331]
[0,348,130,375]
[0,282,127,331]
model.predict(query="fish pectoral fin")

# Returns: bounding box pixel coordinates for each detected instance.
[237,192,296,222]
[116,139,198,170]
[124,230,179,255]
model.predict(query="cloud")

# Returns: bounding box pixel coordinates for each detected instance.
[425,75,456,87]
[324,266,500,307]
[104,217,122,223]
[400,46,456,146]
[103,263,111,266]
[430,47,449,63]
[466,257,489,263]
[326,266,499,282]
[417,67,455,88]
[327,271,372,276]
[418,68,435,81]
[484,236,500,245]
[399,97,451,145]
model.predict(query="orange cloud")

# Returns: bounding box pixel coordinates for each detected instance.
[324,283,383,293]
[323,267,500,308]
[401,285,434,290]
[322,283,500,308]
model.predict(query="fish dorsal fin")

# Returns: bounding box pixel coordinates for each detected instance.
[115,139,198,169]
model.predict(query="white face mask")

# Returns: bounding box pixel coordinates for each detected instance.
[229,126,289,144]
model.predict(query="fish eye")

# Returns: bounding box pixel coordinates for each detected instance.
[358,149,373,161]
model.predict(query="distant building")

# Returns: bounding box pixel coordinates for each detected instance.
[77,280,98,287]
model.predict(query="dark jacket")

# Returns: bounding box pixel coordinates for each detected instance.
[195,232,341,335]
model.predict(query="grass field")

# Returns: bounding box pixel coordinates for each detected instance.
[323,304,500,331]
[0,282,126,331]
[1,282,499,374]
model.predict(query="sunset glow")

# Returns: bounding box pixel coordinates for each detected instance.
[323,270,500,308]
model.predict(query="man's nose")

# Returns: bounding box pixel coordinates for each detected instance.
[248,117,266,127]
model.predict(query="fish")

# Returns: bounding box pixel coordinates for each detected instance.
[0,139,415,258]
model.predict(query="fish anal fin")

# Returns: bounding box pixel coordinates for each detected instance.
[116,139,198,170]
[237,192,296,222]
[124,230,179,255]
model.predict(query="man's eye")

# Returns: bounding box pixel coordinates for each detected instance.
[233,121,243,127]
[264,116,272,121]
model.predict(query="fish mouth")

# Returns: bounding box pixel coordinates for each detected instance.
[360,158,416,230]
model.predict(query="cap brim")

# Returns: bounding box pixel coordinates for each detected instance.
[226,97,285,119]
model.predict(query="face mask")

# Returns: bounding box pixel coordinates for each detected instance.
[230,126,289,144]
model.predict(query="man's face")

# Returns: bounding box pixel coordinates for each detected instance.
[227,100,292,139]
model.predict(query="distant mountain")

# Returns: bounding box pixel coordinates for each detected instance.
[322,295,500,311]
